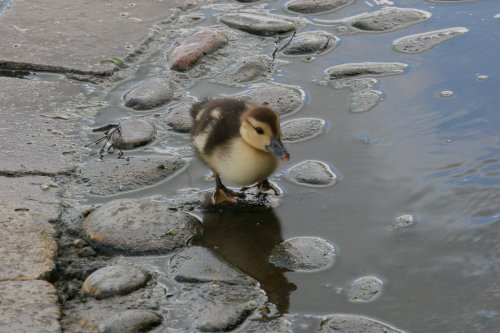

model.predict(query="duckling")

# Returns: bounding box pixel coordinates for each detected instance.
[190,98,290,204]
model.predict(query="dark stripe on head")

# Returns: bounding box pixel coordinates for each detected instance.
[248,106,279,135]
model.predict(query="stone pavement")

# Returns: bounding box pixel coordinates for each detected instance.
[0,1,194,332]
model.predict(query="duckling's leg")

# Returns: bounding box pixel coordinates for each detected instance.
[212,173,239,204]
[241,179,281,197]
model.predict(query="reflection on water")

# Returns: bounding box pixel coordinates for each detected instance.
[197,209,296,313]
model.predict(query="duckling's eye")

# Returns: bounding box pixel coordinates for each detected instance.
[255,127,264,135]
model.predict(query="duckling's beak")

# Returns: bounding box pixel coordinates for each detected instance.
[267,138,290,161]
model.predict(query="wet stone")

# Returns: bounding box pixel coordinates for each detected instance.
[114,119,156,149]
[198,190,280,212]
[286,160,337,187]
[319,314,405,333]
[84,199,203,254]
[230,83,305,117]
[350,90,382,113]
[241,316,293,333]
[124,77,174,110]
[347,276,384,302]
[220,12,296,36]
[169,28,228,72]
[269,236,336,272]
[164,101,194,133]
[325,62,407,80]
[287,0,355,14]
[0,280,61,333]
[79,156,187,196]
[82,265,150,299]
[216,56,273,85]
[393,27,469,54]
[282,118,326,142]
[350,7,431,32]
[283,31,338,55]
[98,310,162,333]
[168,246,256,285]
[393,214,415,229]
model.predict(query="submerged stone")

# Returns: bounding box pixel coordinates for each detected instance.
[168,246,256,285]
[393,214,415,229]
[287,0,355,14]
[269,237,336,272]
[230,83,305,117]
[347,276,384,302]
[216,56,273,85]
[350,90,382,113]
[114,119,156,149]
[82,265,150,299]
[281,118,326,142]
[283,31,338,55]
[79,156,187,196]
[84,199,203,254]
[350,7,431,32]
[164,102,194,133]
[393,27,468,53]
[169,28,228,72]
[124,77,174,110]
[98,310,162,333]
[319,314,405,333]
[325,62,407,80]
[220,12,295,36]
[286,160,337,187]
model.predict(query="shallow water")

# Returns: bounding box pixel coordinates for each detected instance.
[83,0,499,332]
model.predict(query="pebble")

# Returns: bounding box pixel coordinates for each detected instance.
[393,27,469,53]
[282,31,338,55]
[393,214,415,229]
[269,236,336,272]
[98,310,162,333]
[78,156,187,196]
[114,119,156,149]
[168,246,256,285]
[325,62,407,80]
[164,102,193,133]
[350,7,431,32]
[476,74,488,80]
[281,118,326,142]
[285,160,338,187]
[82,265,150,299]
[124,77,174,110]
[220,12,296,36]
[84,199,203,254]
[440,90,454,97]
[347,276,384,302]
[169,28,228,72]
[286,0,355,14]
[319,314,405,333]
[230,83,305,117]
[216,56,273,85]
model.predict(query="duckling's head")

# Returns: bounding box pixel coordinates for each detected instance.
[240,105,290,161]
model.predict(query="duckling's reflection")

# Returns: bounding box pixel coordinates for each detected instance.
[197,209,296,313]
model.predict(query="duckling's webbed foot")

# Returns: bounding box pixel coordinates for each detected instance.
[212,174,241,204]
[256,179,281,197]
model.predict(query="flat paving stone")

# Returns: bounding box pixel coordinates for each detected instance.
[319,314,405,333]
[0,77,86,175]
[287,0,355,14]
[78,156,187,196]
[0,280,61,333]
[98,310,162,333]
[325,62,407,80]
[124,77,175,110]
[220,12,296,36]
[230,83,305,117]
[347,275,384,302]
[282,118,326,142]
[0,0,187,74]
[164,101,194,133]
[82,265,150,299]
[215,56,273,85]
[169,28,228,72]
[168,246,256,285]
[114,119,156,149]
[393,27,469,54]
[84,199,203,254]
[282,31,338,55]
[0,176,59,281]
[349,7,431,33]
[285,160,338,187]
